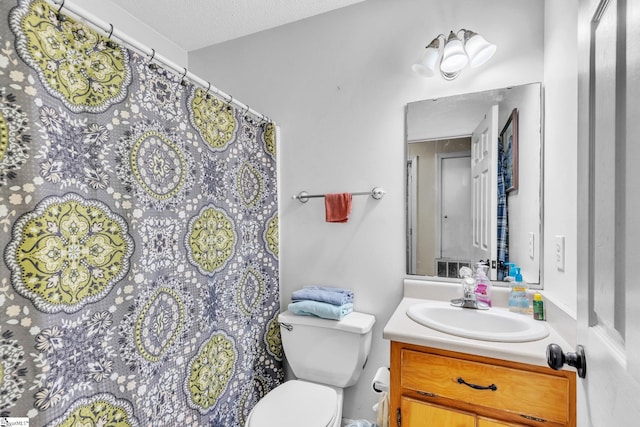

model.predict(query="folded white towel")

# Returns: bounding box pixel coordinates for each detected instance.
[291,286,354,306]
[288,300,353,320]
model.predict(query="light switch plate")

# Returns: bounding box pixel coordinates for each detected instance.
[555,235,565,271]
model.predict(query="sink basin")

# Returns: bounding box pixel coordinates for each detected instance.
[406,301,549,342]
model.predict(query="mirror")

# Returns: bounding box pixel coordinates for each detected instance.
[406,83,542,284]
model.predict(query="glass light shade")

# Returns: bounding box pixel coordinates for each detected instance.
[440,31,468,74]
[441,70,461,81]
[412,45,440,78]
[464,32,497,68]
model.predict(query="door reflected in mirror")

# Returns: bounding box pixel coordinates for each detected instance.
[406,83,541,284]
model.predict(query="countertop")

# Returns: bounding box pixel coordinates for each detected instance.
[383,283,574,369]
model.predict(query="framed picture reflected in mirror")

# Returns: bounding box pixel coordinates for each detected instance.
[501,108,518,192]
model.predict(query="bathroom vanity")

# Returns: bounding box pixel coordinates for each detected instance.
[390,341,575,426]
[384,283,576,427]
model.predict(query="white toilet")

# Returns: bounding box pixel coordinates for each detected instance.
[245,310,376,427]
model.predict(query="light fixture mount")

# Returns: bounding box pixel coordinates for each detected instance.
[412,28,496,80]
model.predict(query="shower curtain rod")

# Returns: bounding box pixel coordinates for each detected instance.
[48,0,271,123]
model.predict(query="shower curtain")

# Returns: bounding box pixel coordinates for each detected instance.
[497,135,509,280]
[0,1,283,425]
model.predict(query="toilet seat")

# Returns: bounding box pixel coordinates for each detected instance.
[246,380,339,427]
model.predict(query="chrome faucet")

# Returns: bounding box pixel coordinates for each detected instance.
[450,271,489,310]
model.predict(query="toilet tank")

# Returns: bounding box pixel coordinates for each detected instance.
[278,311,375,388]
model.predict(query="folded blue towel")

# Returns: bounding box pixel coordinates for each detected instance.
[288,300,354,320]
[291,286,354,306]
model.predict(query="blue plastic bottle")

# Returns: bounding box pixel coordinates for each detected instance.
[508,268,529,314]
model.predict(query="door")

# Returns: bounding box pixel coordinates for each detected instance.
[471,105,499,279]
[577,0,640,424]
[440,153,472,261]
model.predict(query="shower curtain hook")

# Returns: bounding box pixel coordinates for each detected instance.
[205,82,212,99]
[147,48,159,70]
[243,104,250,117]
[106,24,117,48]
[56,0,66,21]
[180,68,188,86]
[223,94,234,112]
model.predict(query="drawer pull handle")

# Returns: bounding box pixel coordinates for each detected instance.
[456,377,497,391]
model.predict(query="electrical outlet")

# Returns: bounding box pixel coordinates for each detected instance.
[528,232,535,259]
[555,235,565,271]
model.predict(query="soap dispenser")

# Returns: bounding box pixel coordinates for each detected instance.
[474,262,492,307]
[504,263,517,282]
[508,268,529,314]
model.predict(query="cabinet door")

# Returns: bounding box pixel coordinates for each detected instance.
[477,416,526,427]
[400,397,474,427]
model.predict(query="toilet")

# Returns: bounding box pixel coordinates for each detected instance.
[245,310,376,427]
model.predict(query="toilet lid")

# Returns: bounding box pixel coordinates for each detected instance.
[248,380,338,427]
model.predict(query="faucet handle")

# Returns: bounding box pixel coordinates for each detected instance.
[462,276,477,297]
[459,266,473,278]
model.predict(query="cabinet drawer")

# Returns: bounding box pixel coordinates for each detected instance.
[401,349,570,425]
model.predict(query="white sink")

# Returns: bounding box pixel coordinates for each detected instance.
[406,300,549,342]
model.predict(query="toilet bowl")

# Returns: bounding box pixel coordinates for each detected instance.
[244,380,342,427]
[245,310,375,427]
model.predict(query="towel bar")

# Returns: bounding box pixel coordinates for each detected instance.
[292,187,385,203]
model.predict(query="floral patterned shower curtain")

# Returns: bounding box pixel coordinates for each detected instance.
[0,0,283,425]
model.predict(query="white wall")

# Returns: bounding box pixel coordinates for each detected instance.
[543,0,579,318]
[189,0,545,420]
[500,84,542,284]
[64,0,187,65]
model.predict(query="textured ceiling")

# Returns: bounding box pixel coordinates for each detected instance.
[109,0,366,51]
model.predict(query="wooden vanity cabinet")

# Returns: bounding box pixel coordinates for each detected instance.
[390,341,576,427]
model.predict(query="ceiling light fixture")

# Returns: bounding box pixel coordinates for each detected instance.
[412,29,496,80]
